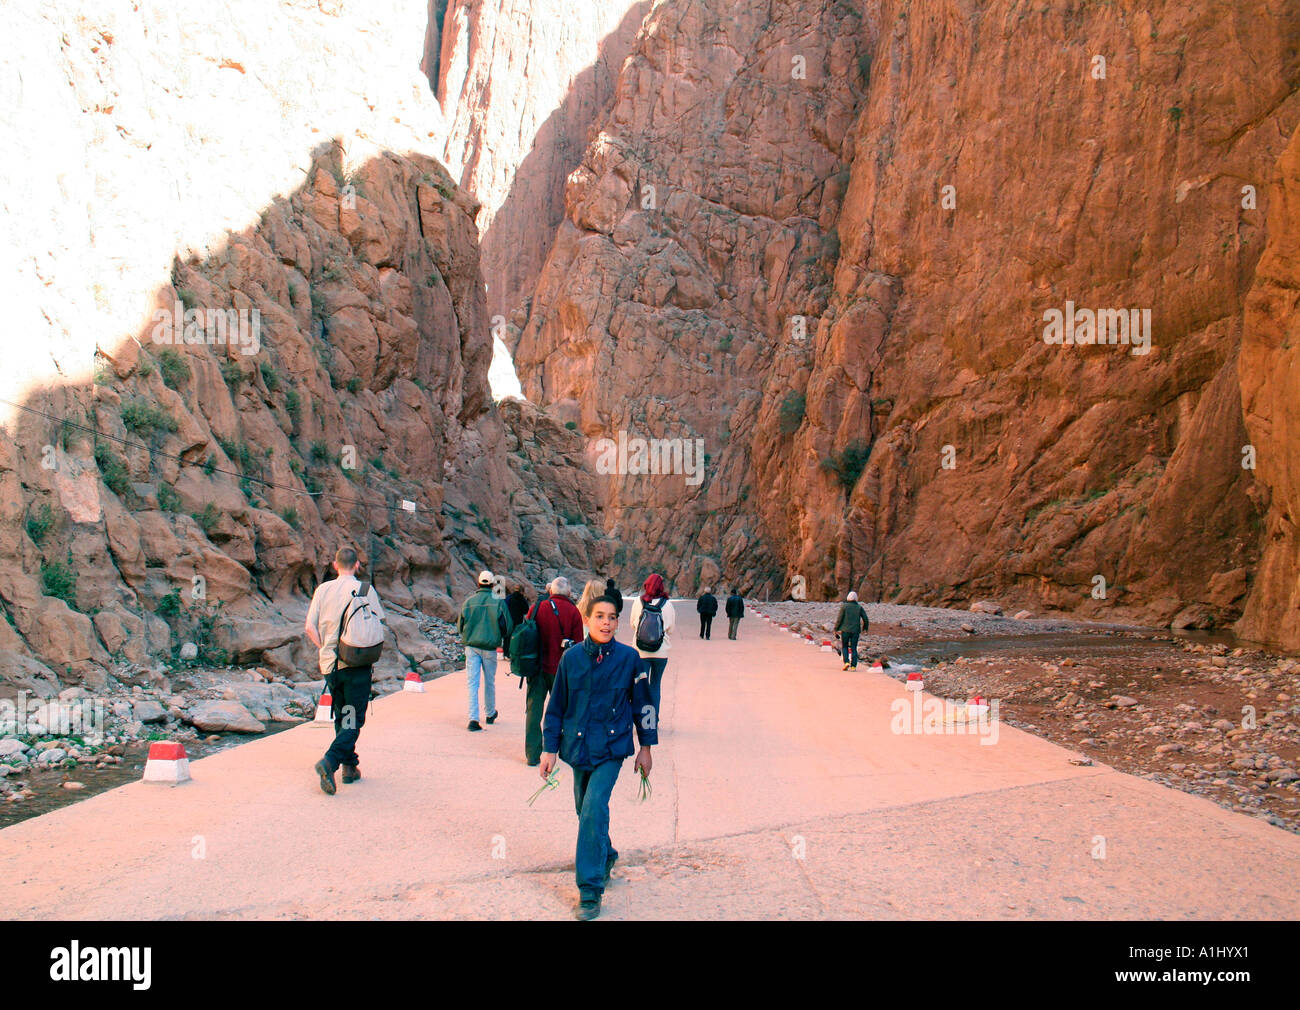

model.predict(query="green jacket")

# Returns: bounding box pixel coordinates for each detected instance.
[459,588,511,650]
[833,601,869,635]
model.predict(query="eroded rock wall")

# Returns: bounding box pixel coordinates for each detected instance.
[1240,123,1300,649]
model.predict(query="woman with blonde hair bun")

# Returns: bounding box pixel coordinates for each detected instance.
[576,579,608,619]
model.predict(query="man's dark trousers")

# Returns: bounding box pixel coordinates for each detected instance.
[323,665,372,772]
[728,616,740,639]
[699,614,713,639]
[524,670,556,764]
[841,632,860,669]
[573,759,624,897]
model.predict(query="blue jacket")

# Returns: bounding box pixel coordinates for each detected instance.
[543,637,658,768]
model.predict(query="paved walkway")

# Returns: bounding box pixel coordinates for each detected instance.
[3,602,1298,919]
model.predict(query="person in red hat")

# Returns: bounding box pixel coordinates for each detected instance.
[628,573,675,716]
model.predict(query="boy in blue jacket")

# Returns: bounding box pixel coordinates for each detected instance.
[539,595,657,920]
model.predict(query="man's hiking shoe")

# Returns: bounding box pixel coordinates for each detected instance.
[341,764,360,784]
[314,760,336,795]
[604,852,618,884]
[486,711,498,725]
[575,893,602,921]
[468,720,482,732]
[841,663,850,671]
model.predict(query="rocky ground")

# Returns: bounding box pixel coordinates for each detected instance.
[0,608,464,826]
[754,601,1300,834]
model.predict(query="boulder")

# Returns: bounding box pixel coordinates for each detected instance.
[132,700,167,723]
[970,601,1002,615]
[0,651,61,698]
[0,738,27,759]
[212,618,299,665]
[186,700,265,734]
[92,607,149,664]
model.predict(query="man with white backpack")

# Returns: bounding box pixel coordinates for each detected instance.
[305,546,387,795]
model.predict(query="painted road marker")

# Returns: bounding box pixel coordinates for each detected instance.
[142,742,190,784]
[404,672,425,693]
[314,693,333,724]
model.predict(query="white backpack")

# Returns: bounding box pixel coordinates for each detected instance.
[337,581,385,669]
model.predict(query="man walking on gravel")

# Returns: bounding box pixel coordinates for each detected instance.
[696,587,718,639]
[725,588,745,640]
[833,591,869,670]
[305,547,386,795]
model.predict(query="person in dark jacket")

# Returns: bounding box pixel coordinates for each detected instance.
[603,578,623,615]
[524,576,584,766]
[833,591,869,670]
[540,592,657,921]
[506,588,530,629]
[696,588,718,639]
[724,588,744,640]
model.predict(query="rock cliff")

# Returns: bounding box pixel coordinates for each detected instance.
[1240,122,1300,649]
[514,0,1300,640]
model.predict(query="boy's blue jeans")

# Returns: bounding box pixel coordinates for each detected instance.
[572,758,624,897]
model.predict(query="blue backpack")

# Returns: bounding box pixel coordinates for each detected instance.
[635,600,665,652]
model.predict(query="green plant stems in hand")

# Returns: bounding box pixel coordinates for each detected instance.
[527,770,560,806]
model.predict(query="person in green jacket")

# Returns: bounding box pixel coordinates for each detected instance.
[833,591,869,670]
[459,570,513,731]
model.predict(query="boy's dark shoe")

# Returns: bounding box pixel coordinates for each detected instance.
[486,711,498,725]
[526,759,540,767]
[468,720,482,732]
[575,892,602,921]
[314,760,336,795]
[341,764,360,784]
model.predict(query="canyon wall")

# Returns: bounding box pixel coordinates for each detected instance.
[514,0,1300,637]
[1240,123,1300,649]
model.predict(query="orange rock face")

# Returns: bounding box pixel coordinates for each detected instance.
[513,0,1300,636]
[1240,123,1300,649]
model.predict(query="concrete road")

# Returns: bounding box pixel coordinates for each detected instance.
[2,602,1298,919]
